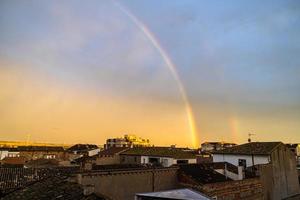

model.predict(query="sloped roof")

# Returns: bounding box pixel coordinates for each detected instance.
[1,176,105,200]
[136,188,212,200]
[98,147,129,156]
[17,146,65,152]
[179,164,231,184]
[213,142,282,155]
[1,156,27,165]
[120,147,197,159]
[68,144,99,152]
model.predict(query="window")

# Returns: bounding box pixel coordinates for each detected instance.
[238,159,247,168]
[177,160,188,164]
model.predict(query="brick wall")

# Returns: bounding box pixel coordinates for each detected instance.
[179,173,264,200]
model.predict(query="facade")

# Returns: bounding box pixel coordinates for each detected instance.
[201,142,236,153]
[105,134,150,149]
[120,147,197,167]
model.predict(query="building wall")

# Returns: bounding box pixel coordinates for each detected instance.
[202,178,264,200]
[96,155,121,165]
[75,167,179,200]
[88,149,100,157]
[259,144,300,200]
[120,155,142,165]
[213,154,270,167]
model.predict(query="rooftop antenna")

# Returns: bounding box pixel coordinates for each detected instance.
[248,133,255,143]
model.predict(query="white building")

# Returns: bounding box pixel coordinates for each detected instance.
[120,147,197,167]
[212,142,281,168]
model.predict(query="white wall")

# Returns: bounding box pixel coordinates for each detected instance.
[213,154,270,167]
[0,151,8,160]
[88,148,100,157]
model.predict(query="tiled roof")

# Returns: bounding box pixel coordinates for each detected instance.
[179,164,231,184]
[92,164,147,171]
[213,142,282,155]
[25,159,59,168]
[68,144,98,152]
[1,157,27,165]
[1,176,105,200]
[16,146,65,152]
[120,147,197,159]
[98,147,129,156]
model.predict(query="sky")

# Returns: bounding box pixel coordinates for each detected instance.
[0,0,300,147]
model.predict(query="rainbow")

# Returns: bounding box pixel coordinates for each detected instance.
[113,1,199,148]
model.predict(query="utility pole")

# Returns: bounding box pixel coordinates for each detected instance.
[248,133,256,173]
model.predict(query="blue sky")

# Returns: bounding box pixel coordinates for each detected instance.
[0,0,299,146]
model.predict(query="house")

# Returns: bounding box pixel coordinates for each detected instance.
[96,147,129,165]
[212,142,282,168]
[16,146,67,161]
[120,147,197,167]
[68,144,100,157]
[212,142,300,200]
[135,188,212,200]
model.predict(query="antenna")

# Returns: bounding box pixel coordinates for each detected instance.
[248,133,255,143]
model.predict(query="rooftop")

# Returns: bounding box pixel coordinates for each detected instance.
[68,144,99,152]
[98,147,129,156]
[1,175,105,200]
[213,142,282,155]
[136,188,212,200]
[179,164,232,184]
[17,146,65,152]
[120,147,197,159]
